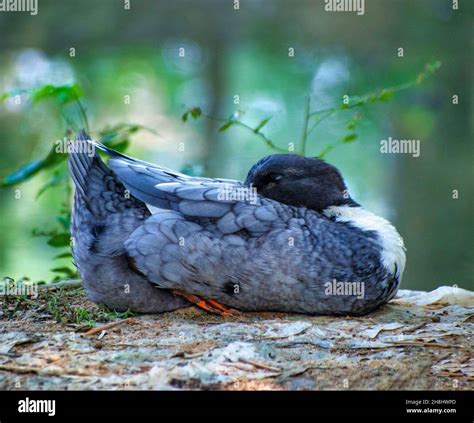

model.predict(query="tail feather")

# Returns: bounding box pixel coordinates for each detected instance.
[68,130,145,194]
[68,131,186,313]
[68,130,109,200]
[68,129,150,220]
[68,131,112,218]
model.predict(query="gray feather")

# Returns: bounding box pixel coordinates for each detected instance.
[68,133,188,313]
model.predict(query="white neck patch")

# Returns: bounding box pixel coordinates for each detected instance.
[323,205,406,279]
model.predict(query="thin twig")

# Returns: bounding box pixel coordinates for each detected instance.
[308,80,416,119]
[300,96,311,155]
[190,61,441,157]
[204,114,288,153]
[238,357,282,373]
[388,340,466,349]
[234,121,288,153]
[75,98,89,132]
[83,317,135,336]
[306,109,336,138]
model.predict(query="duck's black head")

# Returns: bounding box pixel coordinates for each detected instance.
[244,154,358,212]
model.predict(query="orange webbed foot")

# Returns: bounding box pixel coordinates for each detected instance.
[173,290,240,317]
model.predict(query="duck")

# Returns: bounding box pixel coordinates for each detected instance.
[68,130,406,316]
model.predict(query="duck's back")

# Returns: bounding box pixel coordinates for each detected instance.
[124,197,396,316]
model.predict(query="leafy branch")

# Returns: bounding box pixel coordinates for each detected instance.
[0,84,159,280]
[183,107,286,153]
[183,61,441,156]
[304,60,442,156]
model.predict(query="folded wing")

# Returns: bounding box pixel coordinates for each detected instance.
[106,152,239,212]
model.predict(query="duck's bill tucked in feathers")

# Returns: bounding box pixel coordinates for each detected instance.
[323,205,406,299]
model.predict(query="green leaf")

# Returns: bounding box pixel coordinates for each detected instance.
[32,228,57,238]
[1,143,66,187]
[53,252,73,260]
[32,83,83,106]
[47,233,71,247]
[99,132,118,145]
[190,107,202,119]
[367,93,379,103]
[427,60,442,73]
[1,159,44,186]
[342,133,358,143]
[56,215,71,231]
[317,144,334,158]
[254,117,271,133]
[107,139,130,153]
[346,113,362,131]
[99,127,133,154]
[346,121,356,130]
[417,61,442,83]
[218,121,235,132]
[182,107,202,122]
[127,124,140,133]
[378,89,394,101]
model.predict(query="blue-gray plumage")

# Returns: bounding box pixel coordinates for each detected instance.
[68,131,188,313]
[68,131,406,316]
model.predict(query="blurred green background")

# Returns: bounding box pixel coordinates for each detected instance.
[0,0,472,290]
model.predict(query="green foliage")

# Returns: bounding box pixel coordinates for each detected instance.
[47,233,70,247]
[32,83,83,106]
[0,84,160,281]
[253,117,272,133]
[182,106,202,122]
[218,120,235,132]
[43,287,136,324]
[343,133,358,143]
[0,277,36,319]
[1,144,65,187]
[43,287,94,325]
[183,61,441,157]
[0,277,135,324]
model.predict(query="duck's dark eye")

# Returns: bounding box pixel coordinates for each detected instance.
[252,172,284,192]
[262,173,282,184]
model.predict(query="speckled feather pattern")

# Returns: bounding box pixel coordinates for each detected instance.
[69,135,402,315]
[68,135,188,313]
[124,199,393,315]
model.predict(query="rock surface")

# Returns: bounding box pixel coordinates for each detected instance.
[0,286,472,390]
